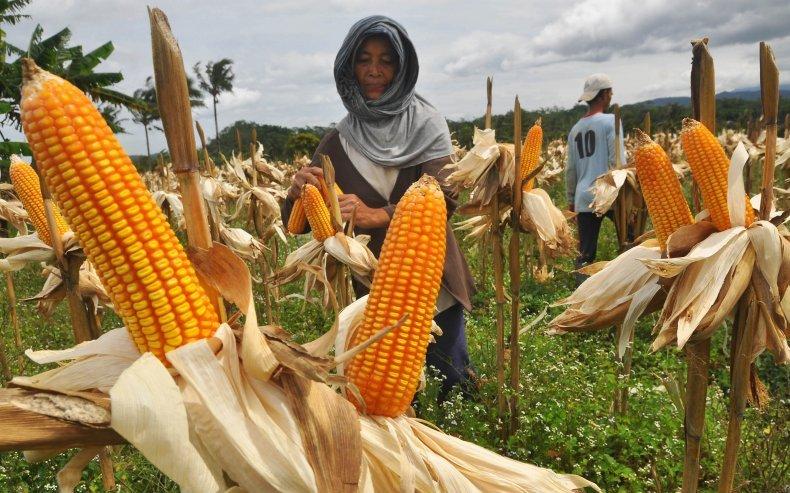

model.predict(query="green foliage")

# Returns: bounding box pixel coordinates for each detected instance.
[285,132,320,160]
[208,120,332,162]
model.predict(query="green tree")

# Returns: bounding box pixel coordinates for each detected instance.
[193,58,234,154]
[0,19,141,170]
[0,0,30,30]
[285,132,320,159]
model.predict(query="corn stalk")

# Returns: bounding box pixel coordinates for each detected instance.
[493,171,507,440]
[507,97,523,435]
[0,218,21,354]
[149,6,226,322]
[478,77,493,287]
[38,165,115,490]
[249,129,275,324]
[718,41,779,493]
[681,37,716,493]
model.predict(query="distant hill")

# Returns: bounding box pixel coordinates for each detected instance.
[190,89,789,170]
[640,85,790,107]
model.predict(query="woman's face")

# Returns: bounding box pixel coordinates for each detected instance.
[354,36,396,101]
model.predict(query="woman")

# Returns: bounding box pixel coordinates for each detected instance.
[282,15,476,401]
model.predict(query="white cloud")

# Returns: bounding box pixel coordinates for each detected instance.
[263,51,335,84]
[3,0,789,155]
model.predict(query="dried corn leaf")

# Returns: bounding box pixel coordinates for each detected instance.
[0,233,55,271]
[549,242,663,335]
[445,128,500,190]
[0,197,29,234]
[727,142,749,227]
[167,326,317,492]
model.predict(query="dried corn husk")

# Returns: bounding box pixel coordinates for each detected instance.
[445,128,515,207]
[271,233,377,310]
[643,143,789,362]
[26,262,111,318]
[335,298,600,492]
[0,197,30,234]
[520,188,576,258]
[151,190,185,230]
[549,239,666,357]
[0,231,78,272]
[590,168,634,216]
[219,224,268,261]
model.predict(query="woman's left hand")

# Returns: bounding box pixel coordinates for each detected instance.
[338,193,390,229]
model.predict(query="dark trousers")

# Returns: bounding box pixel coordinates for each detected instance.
[575,211,614,283]
[427,303,472,402]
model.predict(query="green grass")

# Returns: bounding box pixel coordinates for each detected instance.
[0,202,787,492]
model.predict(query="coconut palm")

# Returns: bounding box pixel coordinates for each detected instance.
[193,58,234,154]
[130,77,160,160]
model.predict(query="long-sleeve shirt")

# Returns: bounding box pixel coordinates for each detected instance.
[565,113,626,213]
[281,129,476,312]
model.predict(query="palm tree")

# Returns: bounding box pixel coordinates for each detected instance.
[130,76,204,161]
[129,77,159,160]
[193,58,234,154]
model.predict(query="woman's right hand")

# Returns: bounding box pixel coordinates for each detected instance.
[288,166,324,200]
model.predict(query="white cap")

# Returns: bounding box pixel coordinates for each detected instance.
[578,73,613,102]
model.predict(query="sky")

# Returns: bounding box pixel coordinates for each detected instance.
[4,0,790,155]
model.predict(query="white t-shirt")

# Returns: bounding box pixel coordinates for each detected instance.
[565,113,627,213]
[340,134,458,313]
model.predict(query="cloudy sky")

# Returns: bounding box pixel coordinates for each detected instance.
[5,0,789,155]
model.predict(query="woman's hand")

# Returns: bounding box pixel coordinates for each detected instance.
[338,193,390,229]
[288,166,324,200]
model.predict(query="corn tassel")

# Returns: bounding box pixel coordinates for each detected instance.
[680,118,754,230]
[633,130,694,251]
[287,178,342,235]
[302,183,335,241]
[519,119,543,192]
[9,155,70,246]
[20,59,219,363]
[345,174,447,416]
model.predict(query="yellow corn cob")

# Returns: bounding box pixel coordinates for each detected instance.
[302,183,335,241]
[287,199,308,234]
[20,59,219,363]
[287,178,342,235]
[8,155,70,246]
[633,130,694,251]
[519,119,543,192]
[345,174,447,416]
[680,118,754,231]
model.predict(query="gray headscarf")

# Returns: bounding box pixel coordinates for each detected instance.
[334,15,453,168]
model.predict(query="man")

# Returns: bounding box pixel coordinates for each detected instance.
[565,73,626,280]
